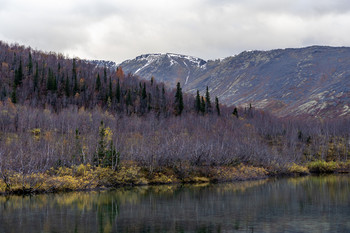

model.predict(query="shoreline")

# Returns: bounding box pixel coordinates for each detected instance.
[0,161,348,196]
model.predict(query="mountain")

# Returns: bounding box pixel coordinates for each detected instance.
[119,46,350,117]
[119,53,206,87]
[89,59,117,70]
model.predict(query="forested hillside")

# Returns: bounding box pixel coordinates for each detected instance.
[0,41,349,194]
[0,41,198,116]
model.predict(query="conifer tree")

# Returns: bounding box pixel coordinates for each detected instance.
[116,79,121,103]
[108,77,113,99]
[142,83,147,100]
[14,59,23,87]
[195,90,201,113]
[105,141,117,167]
[174,82,184,115]
[126,89,132,106]
[232,107,238,118]
[215,96,220,116]
[27,52,33,75]
[11,89,17,104]
[205,86,211,113]
[47,69,57,91]
[34,62,39,91]
[95,74,101,91]
[140,83,148,114]
[93,121,117,167]
[103,66,107,83]
[200,96,205,113]
[65,75,70,97]
[72,59,79,94]
[161,85,167,113]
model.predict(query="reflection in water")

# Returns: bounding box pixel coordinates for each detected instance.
[0,175,349,232]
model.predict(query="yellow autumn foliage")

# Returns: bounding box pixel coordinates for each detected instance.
[288,163,310,175]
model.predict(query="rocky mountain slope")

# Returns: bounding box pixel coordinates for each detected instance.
[118,46,350,117]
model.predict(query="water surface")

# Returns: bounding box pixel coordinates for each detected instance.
[0,175,349,232]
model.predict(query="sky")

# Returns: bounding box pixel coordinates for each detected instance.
[1,0,350,63]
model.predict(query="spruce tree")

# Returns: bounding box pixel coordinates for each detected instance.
[161,86,166,113]
[72,59,79,93]
[174,82,184,115]
[116,79,121,103]
[232,107,238,118]
[108,77,113,99]
[195,90,201,113]
[200,96,205,113]
[126,89,132,106]
[142,83,147,100]
[103,66,107,83]
[95,74,101,91]
[14,59,23,87]
[53,75,57,91]
[65,75,70,97]
[11,89,17,104]
[205,86,211,113]
[94,121,106,166]
[34,62,39,91]
[47,69,57,91]
[27,52,33,75]
[215,96,220,116]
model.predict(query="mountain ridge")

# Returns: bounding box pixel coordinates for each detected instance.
[117,45,350,117]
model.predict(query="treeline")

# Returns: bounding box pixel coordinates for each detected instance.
[0,41,349,186]
[0,41,219,116]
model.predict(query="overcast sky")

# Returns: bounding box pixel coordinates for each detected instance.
[1,0,350,63]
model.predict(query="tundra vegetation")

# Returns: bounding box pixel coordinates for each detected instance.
[0,41,349,194]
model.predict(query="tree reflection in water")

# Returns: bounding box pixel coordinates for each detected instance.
[0,175,349,233]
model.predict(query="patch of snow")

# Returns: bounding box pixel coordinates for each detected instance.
[298,100,318,113]
[134,54,162,74]
[282,92,291,98]
[336,92,344,98]
[254,99,269,108]
[182,61,190,85]
[319,102,328,110]
[340,105,350,116]
[314,91,329,100]
[167,53,206,68]
[168,55,179,66]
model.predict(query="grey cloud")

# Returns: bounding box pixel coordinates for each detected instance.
[205,0,350,16]
[71,0,120,20]
[1,0,350,63]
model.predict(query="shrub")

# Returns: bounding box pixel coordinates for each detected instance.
[307,160,339,173]
[288,163,309,175]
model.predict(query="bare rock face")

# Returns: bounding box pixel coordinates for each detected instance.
[117,46,350,117]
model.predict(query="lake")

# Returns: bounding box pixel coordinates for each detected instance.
[0,175,349,233]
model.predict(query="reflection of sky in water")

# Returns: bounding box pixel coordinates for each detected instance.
[0,175,349,233]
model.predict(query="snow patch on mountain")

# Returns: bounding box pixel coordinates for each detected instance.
[340,105,350,116]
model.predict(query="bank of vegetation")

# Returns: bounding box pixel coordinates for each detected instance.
[0,41,349,194]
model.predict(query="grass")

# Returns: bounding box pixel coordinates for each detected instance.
[0,160,348,195]
[307,160,350,173]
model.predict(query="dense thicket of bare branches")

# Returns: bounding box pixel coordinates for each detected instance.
[0,100,349,177]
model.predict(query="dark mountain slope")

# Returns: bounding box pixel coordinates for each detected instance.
[119,46,350,117]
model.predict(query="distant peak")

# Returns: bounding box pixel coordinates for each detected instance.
[132,52,206,68]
